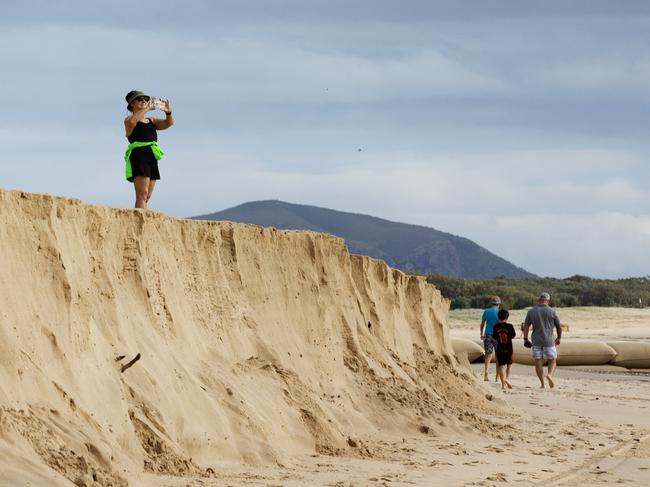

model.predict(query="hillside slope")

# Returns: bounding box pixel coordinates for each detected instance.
[192,200,534,278]
[0,191,496,486]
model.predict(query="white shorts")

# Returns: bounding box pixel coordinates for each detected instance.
[532,345,557,361]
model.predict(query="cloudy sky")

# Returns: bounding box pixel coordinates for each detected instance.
[2,1,649,278]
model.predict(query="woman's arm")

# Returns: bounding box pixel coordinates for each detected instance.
[124,107,149,137]
[152,99,174,130]
[152,112,174,130]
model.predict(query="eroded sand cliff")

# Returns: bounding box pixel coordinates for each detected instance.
[0,190,495,486]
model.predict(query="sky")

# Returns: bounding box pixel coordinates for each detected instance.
[2,0,649,278]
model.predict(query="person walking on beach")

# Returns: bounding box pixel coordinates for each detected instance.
[492,309,516,390]
[124,90,174,209]
[479,296,501,382]
[522,292,562,388]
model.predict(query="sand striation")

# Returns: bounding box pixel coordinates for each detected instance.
[0,190,501,486]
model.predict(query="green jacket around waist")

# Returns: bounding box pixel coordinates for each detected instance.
[124,141,164,182]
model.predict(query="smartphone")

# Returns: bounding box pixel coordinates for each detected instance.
[150,97,167,110]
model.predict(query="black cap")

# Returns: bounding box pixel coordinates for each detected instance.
[125,90,150,105]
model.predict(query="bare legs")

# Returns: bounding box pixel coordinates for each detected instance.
[535,359,556,388]
[134,177,157,209]
[497,363,513,389]
[546,360,556,388]
[534,359,545,387]
[483,351,493,381]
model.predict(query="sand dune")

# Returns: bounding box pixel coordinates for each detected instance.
[3,190,648,486]
[0,190,498,486]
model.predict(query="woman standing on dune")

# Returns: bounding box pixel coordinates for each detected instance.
[124,90,174,209]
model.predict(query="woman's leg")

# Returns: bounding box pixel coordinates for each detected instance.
[134,176,151,209]
[146,179,157,204]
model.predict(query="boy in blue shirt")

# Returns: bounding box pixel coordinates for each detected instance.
[479,296,501,381]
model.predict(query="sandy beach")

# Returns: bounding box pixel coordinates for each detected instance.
[1,192,648,487]
[3,1,650,484]
[143,308,650,486]
[133,359,650,486]
[130,360,650,486]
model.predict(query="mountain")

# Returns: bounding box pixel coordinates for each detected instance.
[191,200,535,278]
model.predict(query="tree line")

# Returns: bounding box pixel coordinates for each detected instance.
[423,274,650,309]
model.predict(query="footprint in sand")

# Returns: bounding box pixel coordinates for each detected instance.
[486,472,507,481]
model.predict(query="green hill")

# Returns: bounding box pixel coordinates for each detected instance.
[191,200,535,278]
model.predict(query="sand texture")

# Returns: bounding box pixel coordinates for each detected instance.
[0,190,498,486]
[1,190,649,486]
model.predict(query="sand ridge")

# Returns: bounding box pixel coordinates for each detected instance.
[0,190,502,486]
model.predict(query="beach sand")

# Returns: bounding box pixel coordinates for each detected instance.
[1,191,648,486]
[151,313,650,486]
[125,362,650,487]
[125,364,650,487]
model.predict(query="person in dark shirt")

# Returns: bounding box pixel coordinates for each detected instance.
[492,309,516,389]
[124,90,174,209]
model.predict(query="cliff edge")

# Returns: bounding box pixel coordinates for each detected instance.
[0,190,495,486]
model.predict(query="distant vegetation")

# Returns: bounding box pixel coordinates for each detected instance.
[424,274,650,310]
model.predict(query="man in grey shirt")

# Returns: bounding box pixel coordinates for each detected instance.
[522,292,562,388]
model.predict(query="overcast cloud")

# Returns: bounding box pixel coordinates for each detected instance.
[1,1,649,278]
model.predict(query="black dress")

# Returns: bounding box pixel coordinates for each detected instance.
[127,119,160,182]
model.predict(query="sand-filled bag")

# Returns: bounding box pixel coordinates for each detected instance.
[510,340,616,366]
[451,338,484,362]
[555,340,617,366]
[607,341,650,369]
